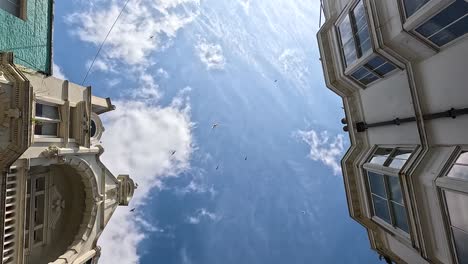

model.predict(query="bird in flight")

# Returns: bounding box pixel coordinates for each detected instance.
[216,165,219,170]
[274,80,278,83]
[171,150,176,156]
[301,210,306,215]
[149,35,154,39]
[244,156,248,161]
[212,123,218,129]
[130,208,136,212]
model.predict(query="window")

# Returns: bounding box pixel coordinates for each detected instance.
[337,1,400,86]
[444,191,468,264]
[25,173,47,249]
[350,55,398,85]
[437,150,468,264]
[0,0,21,17]
[412,0,468,47]
[34,103,60,137]
[364,147,415,233]
[90,120,97,138]
[338,0,371,67]
[402,0,430,18]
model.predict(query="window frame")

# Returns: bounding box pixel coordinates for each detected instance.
[400,0,468,49]
[24,172,49,252]
[362,146,417,239]
[436,147,468,264]
[33,101,61,138]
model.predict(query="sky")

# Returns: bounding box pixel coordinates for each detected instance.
[52,0,380,263]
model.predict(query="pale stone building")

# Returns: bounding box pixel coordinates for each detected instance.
[317,0,468,263]
[0,52,136,264]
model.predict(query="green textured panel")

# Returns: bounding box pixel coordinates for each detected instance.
[0,0,53,74]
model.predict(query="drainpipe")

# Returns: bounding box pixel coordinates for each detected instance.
[368,0,430,259]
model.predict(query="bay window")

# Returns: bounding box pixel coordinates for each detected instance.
[437,150,468,264]
[364,147,415,234]
[336,0,399,87]
[34,103,60,137]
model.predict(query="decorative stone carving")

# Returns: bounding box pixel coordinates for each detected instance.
[42,145,60,158]
[49,185,65,229]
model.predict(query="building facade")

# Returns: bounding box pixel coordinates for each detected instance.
[317,0,468,263]
[0,0,53,75]
[0,52,136,264]
[0,1,136,263]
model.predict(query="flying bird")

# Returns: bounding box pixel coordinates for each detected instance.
[216,165,219,170]
[149,35,154,39]
[130,208,136,212]
[212,123,218,129]
[301,210,306,214]
[274,79,278,83]
[244,156,248,161]
[171,150,176,156]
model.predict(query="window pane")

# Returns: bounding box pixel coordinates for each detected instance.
[388,149,412,169]
[447,164,468,181]
[339,15,354,43]
[392,202,409,232]
[35,103,59,119]
[0,0,20,17]
[33,228,43,243]
[370,148,392,165]
[359,72,379,85]
[445,191,468,232]
[34,123,58,136]
[34,194,45,225]
[352,1,367,29]
[25,199,30,230]
[373,63,397,76]
[355,26,371,56]
[343,41,358,66]
[372,194,391,223]
[388,175,403,204]
[403,0,430,18]
[368,172,387,198]
[366,56,386,69]
[351,67,371,80]
[429,16,468,47]
[453,227,468,264]
[415,0,468,47]
[456,152,468,165]
[35,177,45,191]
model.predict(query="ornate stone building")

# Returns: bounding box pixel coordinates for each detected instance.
[317,0,468,263]
[0,52,136,264]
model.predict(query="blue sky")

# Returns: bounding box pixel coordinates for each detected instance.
[53,0,379,263]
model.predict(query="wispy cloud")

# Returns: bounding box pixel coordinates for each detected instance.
[195,37,226,70]
[239,0,251,14]
[187,208,220,224]
[52,62,66,79]
[66,0,200,66]
[295,129,345,175]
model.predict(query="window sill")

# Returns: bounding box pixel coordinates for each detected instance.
[33,137,63,143]
[372,216,411,242]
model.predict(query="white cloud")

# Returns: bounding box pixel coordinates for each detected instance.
[157,68,170,79]
[52,62,66,79]
[195,38,226,70]
[97,87,194,263]
[187,208,220,224]
[239,0,251,14]
[66,0,200,66]
[295,129,345,175]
